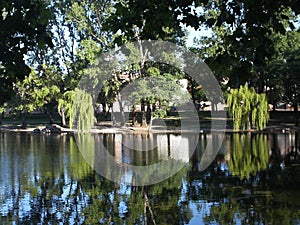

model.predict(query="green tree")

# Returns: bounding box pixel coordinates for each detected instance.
[12,69,60,128]
[25,0,117,127]
[64,0,118,122]
[123,67,189,128]
[266,30,300,125]
[58,88,95,132]
[227,84,269,130]
[103,0,192,126]
[0,0,53,104]
[192,0,299,91]
[59,89,94,131]
[283,49,300,126]
[105,0,187,45]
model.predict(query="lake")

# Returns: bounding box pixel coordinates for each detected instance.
[0,131,299,224]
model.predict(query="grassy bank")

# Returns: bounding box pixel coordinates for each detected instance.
[0,110,298,129]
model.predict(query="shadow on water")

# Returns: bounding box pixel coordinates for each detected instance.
[0,131,299,224]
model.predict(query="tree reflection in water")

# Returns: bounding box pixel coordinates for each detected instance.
[0,132,299,224]
[228,133,269,180]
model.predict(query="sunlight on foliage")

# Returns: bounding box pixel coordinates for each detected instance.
[227,84,269,130]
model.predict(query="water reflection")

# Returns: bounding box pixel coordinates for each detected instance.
[76,133,198,186]
[228,133,269,179]
[0,132,299,224]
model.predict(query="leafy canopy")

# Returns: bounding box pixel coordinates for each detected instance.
[0,0,53,104]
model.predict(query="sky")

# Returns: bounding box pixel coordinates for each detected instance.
[185,25,213,47]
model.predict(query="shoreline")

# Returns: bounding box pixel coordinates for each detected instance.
[0,123,299,134]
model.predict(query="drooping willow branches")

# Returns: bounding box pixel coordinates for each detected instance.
[227,84,269,130]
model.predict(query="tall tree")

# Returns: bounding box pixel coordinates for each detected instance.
[105,0,188,44]
[192,0,300,91]
[63,0,117,127]
[267,30,300,125]
[103,0,193,126]
[0,0,53,104]
[28,0,117,127]
[12,68,60,128]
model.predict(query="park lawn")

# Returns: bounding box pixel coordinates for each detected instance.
[0,110,298,129]
[0,113,61,127]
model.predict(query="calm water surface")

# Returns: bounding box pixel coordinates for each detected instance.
[0,131,299,224]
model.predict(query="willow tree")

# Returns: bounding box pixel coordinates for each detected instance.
[58,89,95,132]
[227,85,269,130]
[72,89,95,132]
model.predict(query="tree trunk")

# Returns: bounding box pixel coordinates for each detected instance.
[101,102,106,113]
[132,106,138,126]
[143,187,157,225]
[21,111,27,129]
[152,103,156,112]
[249,112,252,130]
[111,106,117,126]
[48,102,55,123]
[141,111,148,127]
[148,113,154,132]
[295,131,299,151]
[214,102,218,111]
[49,114,54,124]
[294,102,299,126]
[272,101,276,111]
[117,93,126,126]
[0,111,4,124]
[146,103,151,122]
[141,99,145,112]
[105,103,112,118]
[257,77,264,94]
[60,108,66,127]
[211,102,216,111]
[140,99,147,127]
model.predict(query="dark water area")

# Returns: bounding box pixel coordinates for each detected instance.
[0,131,299,224]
